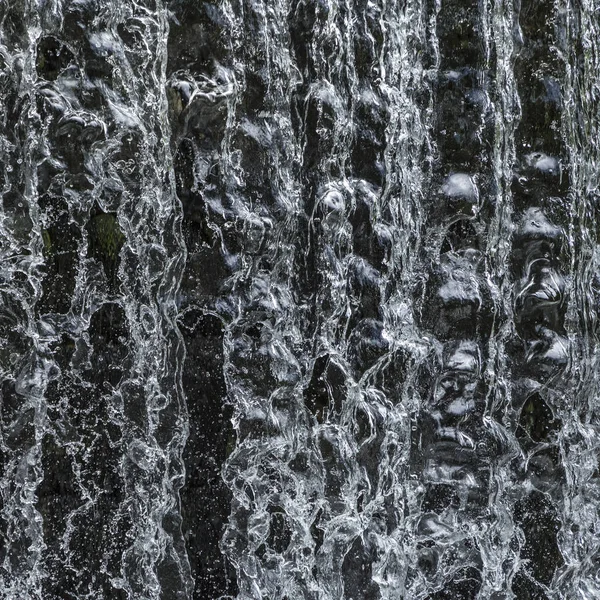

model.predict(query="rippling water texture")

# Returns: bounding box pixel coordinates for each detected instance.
[0,0,599,598]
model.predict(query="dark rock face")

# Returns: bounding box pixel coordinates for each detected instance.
[0,0,598,599]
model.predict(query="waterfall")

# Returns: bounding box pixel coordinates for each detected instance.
[0,0,598,598]
[0,1,189,597]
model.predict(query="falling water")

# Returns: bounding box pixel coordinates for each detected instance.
[0,0,599,598]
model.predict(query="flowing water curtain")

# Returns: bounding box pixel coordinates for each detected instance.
[211,1,309,599]
[506,1,574,597]
[168,0,598,597]
[0,3,47,598]
[406,0,507,597]
[162,1,304,596]
[559,1,600,597]
[1,0,191,598]
[366,1,432,598]
[480,0,520,595]
[165,1,241,596]
[214,0,433,598]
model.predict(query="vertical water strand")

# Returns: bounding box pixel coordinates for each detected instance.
[332,0,428,596]
[558,1,600,597]
[0,2,46,598]
[479,0,520,595]
[508,0,571,596]
[107,0,191,593]
[288,2,364,599]
[165,1,302,597]
[369,1,432,598]
[407,0,502,595]
[27,0,190,597]
[377,0,431,296]
[116,1,192,595]
[215,1,311,598]
[32,1,132,594]
[290,1,430,598]
[165,1,240,596]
